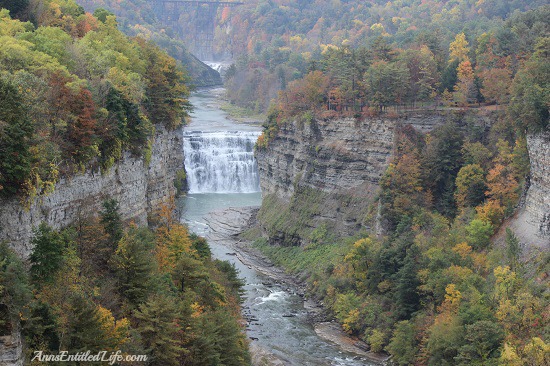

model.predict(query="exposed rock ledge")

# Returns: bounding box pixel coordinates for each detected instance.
[204,206,388,366]
[504,131,550,250]
[0,124,183,259]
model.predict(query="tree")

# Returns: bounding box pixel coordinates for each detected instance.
[63,295,106,353]
[453,60,476,106]
[0,242,31,332]
[100,199,123,245]
[505,228,520,271]
[140,40,192,129]
[112,227,156,306]
[387,320,418,365]
[456,320,504,363]
[480,68,512,105]
[30,223,65,284]
[0,78,33,196]
[134,295,184,366]
[66,88,98,165]
[422,122,464,217]
[508,37,549,133]
[0,0,29,16]
[365,60,409,108]
[449,33,470,64]
[466,219,493,250]
[395,246,421,320]
[455,164,486,208]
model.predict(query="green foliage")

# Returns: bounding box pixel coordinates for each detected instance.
[5,211,248,364]
[100,198,123,245]
[174,168,187,194]
[466,219,493,250]
[0,242,31,333]
[30,223,65,284]
[64,294,107,352]
[0,77,33,196]
[93,8,114,23]
[112,227,156,306]
[190,233,211,259]
[134,294,184,366]
[0,2,191,198]
[508,37,549,133]
[455,164,487,208]
[387,320,418,365]
[395,246,421,320]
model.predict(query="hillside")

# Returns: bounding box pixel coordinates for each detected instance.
[247,2,549,364]
[214,1,549,113]
[0,2,248,365]
[76,0,222,87]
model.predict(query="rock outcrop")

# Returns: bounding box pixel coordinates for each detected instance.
[0,124,183,259]
[255,113,447,242]
[256,112,550,251]
[257,114,447,199]
[506,131,550,249]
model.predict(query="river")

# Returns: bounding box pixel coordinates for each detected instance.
[179,87,380,366]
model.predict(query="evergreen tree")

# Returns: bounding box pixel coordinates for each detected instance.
[112,227,156,306]
[29,223,65,285]
[134,294,184,366]
[64,295,105,353]
[0,242,31,333]
[101,199,124,245]
[395,246,421,320]
[0,78,33,196]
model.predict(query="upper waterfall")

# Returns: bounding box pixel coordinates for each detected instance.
[184,130,262,193]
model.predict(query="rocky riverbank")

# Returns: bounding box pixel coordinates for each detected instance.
[203,206,389,366]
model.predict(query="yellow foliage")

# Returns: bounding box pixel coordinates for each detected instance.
[476,199,505,226]
[499,343,523,366]
[342,308,360,333]
[191,302,204,318]
[97,306,130,350]
[444,284,462,305]
[521,337,550,366]
[452,242,472,259]
[449,32,470,63]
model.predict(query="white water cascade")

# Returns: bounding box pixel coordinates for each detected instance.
[184,130,261,193]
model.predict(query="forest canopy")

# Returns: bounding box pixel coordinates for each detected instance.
[0,0,192,199]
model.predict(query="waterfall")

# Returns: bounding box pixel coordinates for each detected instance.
[184,131,261,193]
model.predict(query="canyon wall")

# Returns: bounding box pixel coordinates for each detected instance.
[507,131,550,249]
[256,112,549,249]
[0,124,183,259]
[255,113,448,243]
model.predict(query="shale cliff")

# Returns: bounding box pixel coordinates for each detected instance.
[255,113,447,244]
[0,125,183,259]
[256,114,550,249]
[507,131,550,249]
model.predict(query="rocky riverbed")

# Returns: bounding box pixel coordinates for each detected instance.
[204,206,389,366]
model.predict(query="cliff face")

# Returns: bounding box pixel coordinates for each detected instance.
[256,114,550,250]
[0,125,183,259]
[255,113,446,243]
[507,131,550,249]
[257,114,445,198]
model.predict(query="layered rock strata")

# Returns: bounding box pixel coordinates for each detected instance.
[0,125,183,259]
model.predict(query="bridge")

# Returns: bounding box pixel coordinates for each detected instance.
[150,0,244,60]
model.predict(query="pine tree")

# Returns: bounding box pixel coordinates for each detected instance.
[112,227,156,306]
[134,295,184,366]
[29,223,65,285]
[101,199,124,245]
[395,246,421,320]
[0,78,33,196]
